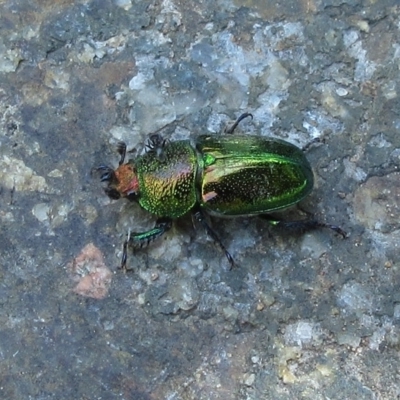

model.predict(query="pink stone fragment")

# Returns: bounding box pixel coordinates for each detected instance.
[68,243,112,299]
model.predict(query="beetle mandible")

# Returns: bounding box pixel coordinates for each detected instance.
[97,113,345,270]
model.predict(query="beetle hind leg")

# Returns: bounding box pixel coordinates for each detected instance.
[225,112,253,134]
[261,215,347,238]
[120,217,173,271]
[193,209,235,269]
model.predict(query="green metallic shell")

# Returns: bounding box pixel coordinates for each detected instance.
[195,135,314,216]
[136,141,198,218]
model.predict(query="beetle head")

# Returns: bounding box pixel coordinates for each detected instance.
[97,163,139,201]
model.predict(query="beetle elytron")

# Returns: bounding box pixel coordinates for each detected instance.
[97,113,345,270]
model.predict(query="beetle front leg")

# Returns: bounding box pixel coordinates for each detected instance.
[120,217,173,271]
[193,209,235,269]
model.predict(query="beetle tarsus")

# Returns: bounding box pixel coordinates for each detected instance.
[119,230,140,272]
[146,134,167,151]
[145,134,169,161]
[226,112,253,134]
[318,223,347,238]
[193,209,235,269]
[119,237,131,272]
[302,137,321,152]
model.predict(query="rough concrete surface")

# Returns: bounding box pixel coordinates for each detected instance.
[1,0,400,399]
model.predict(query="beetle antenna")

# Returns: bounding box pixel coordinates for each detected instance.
[96,165,116,183]
[117,142,127,165]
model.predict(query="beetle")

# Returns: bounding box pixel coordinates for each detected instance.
[97,113,345,270]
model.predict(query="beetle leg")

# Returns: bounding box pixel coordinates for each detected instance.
[120,217,173,271]
[261,215,347,238]
[147,134,167,150]
[193,209,235,269]
[145,134,168,162]
[302,137,322,152]
[225,112,253,134]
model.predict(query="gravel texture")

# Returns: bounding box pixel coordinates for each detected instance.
[1,0,400,399]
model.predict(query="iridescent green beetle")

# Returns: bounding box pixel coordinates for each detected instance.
[98,113,345,269]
